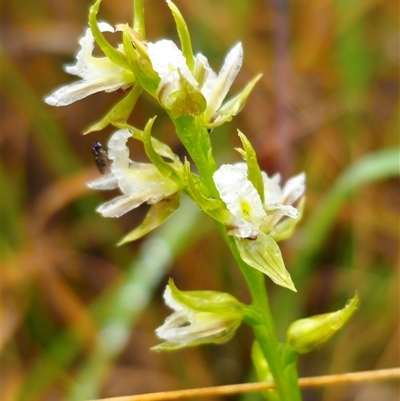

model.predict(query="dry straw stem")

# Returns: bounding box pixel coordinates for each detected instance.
[87,368,399,401]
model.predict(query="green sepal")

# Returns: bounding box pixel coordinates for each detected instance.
[89,0,131,71]
[166,0,195,72]
[118,194,181,245]
[183,160,230,222]
[269,197,305,242]
[208,74,262,129]
[235,232,296,292]
[84,85,142,134]
[236,130,265,203]
[168,278,245,315]
[143,118,183,184]
[287,293,359,354]
[169,73,206,118]
[121,24,160,97]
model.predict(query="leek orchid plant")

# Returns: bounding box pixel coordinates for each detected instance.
[45,1,358,400]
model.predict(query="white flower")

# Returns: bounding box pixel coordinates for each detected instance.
[147,39,199,109]
[213,163,266,239]
[88,129,181,218]
[153,280,244,351]
[195,43,243,125]
[147,40,243,124]
[213,163,305,239]
[261,170,305,232]
[45,22,135,106]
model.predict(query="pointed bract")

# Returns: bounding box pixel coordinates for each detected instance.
[235,233,296,291]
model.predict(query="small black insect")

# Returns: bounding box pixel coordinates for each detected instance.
[92,140,111,174]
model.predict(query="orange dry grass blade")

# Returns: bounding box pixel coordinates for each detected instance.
[83,368,400,401]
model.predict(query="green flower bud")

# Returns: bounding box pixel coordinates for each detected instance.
[152,279,245,351]
[287,293,359,354]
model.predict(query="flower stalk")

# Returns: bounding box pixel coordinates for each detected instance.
[133,0,145,37]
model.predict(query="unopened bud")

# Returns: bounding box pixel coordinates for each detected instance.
[287,293,359,354]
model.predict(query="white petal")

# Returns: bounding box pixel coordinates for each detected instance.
[65,22,115,78]
[44,73,130,106]
[163,285,185,312]
[262,172,282,204]
[87,174,119,190]
[107,129,131,169]
[44,23,134,106]
[148,40,197,86]
[213,164,266,237]
[204,43,243,122]
[195,53,217,99]
[96,194,144,217]
[156,311,191,339]
[267,203,299,219]
[148,40,198,107]
[281,173,305,205]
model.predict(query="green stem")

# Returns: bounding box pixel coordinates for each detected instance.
[172,115,219,196]
[133,0,145,37]
[219,224,302,401]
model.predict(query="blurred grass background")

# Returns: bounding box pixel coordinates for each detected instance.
[1,0,399,400]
